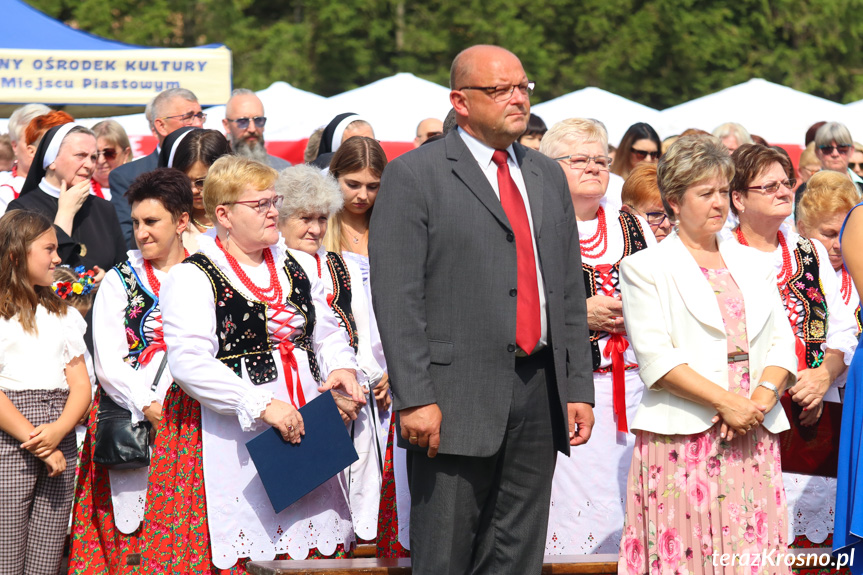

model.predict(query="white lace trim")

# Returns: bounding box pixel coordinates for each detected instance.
[127,385,162,425]
[108,467,149,534]
[783,472,836,544]
[62,308,88,364]
[236,388,274,432]
[210,510,355,568]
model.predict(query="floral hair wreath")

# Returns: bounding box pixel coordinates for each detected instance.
[52,265,96,299]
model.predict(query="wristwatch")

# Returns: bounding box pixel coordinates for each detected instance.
[756,381,781,403]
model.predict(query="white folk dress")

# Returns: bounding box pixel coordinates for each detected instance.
[293,246,389,541]
[91,250,174,534]
[160,235,358,568]
[340,250,391,541]
[546,199,655,555]
[729,223,858,545]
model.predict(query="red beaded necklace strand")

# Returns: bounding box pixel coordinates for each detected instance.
[841,265,853,305]
[216,237,283,304]
[143,249,190,296]
[581,206,608,259]
[735,227,793,287]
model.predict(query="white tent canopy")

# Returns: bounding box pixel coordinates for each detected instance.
[8,75,863,156]
[532,87,661,147]
[656,78,851,145]
[322,72,452,142]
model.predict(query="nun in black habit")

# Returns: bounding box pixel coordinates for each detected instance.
[6,123,126,280]
[310,113,374,169]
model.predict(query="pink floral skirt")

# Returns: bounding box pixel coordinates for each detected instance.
[619,423,791,575]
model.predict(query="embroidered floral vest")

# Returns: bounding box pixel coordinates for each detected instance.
[581,211,648,370]
[856,304,862,336]
[784,237,829,369]
[186,251,322,384]
[113,260,158,370]
[325,251,358,352]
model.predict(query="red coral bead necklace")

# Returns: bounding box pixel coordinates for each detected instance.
[216,237,283,304]
[144,249,190,296]
[581,206,608,259]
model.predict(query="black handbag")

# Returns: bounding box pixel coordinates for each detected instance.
[93,354,168,470]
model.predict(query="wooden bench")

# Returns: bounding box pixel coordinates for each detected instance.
[248,547,843,575]
[247,554,620,574]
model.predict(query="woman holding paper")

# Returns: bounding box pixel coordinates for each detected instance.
[143,155,365,572]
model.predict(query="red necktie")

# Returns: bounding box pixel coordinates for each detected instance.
[492,149,541,354]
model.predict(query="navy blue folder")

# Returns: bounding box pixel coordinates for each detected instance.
[246,391,359,513]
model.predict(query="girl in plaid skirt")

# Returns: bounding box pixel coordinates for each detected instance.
[0,210,91,575]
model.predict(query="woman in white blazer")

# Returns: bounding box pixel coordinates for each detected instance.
[617,135,798,575]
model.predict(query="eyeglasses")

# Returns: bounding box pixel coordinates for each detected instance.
[226,116,267,130]
[457,81,535,102]
[553,154,612,171]
[192,178,206,191]
[643,211,669,226]
[631,149,660,160]
[819,144,852,155]
[160,111,207,125]
[849,163,863,170]
[747,179,797,194]
[226,195,283,215]
[97,147,117,161]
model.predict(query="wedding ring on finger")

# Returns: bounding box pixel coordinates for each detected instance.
[409,435,419,444]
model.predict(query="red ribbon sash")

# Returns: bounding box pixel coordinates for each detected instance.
[602,334,630,433]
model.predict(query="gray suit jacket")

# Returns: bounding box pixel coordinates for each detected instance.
[109,149,159,249]
[266,154,292,170]
[369,130,593,458]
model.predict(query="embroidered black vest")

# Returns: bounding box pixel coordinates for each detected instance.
[784,237,828,369]
[113,260,158,370]
[855,304,862,336]
[581,211,648,370]
[325,251,358,352]
[186,251,322,384]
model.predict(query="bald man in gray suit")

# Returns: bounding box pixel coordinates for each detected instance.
[369,45,595,575]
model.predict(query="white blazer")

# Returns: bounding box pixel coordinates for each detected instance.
[620,230,797,435]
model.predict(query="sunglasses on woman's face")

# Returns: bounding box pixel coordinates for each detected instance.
[818,144,852,155]
[98,148,117,161]
[849,162,863,170]
[631,148,659,160]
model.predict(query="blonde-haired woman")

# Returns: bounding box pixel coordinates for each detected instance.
[797,170,862,335]
[143,156,365,572]
[712,121,754,153]
[540,118,655,555]
[619,135,797,574]
[797,143,822,186]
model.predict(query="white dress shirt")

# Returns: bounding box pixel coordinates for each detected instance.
[458,127,548,350]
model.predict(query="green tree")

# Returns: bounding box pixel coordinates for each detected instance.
[24,0,863,108]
